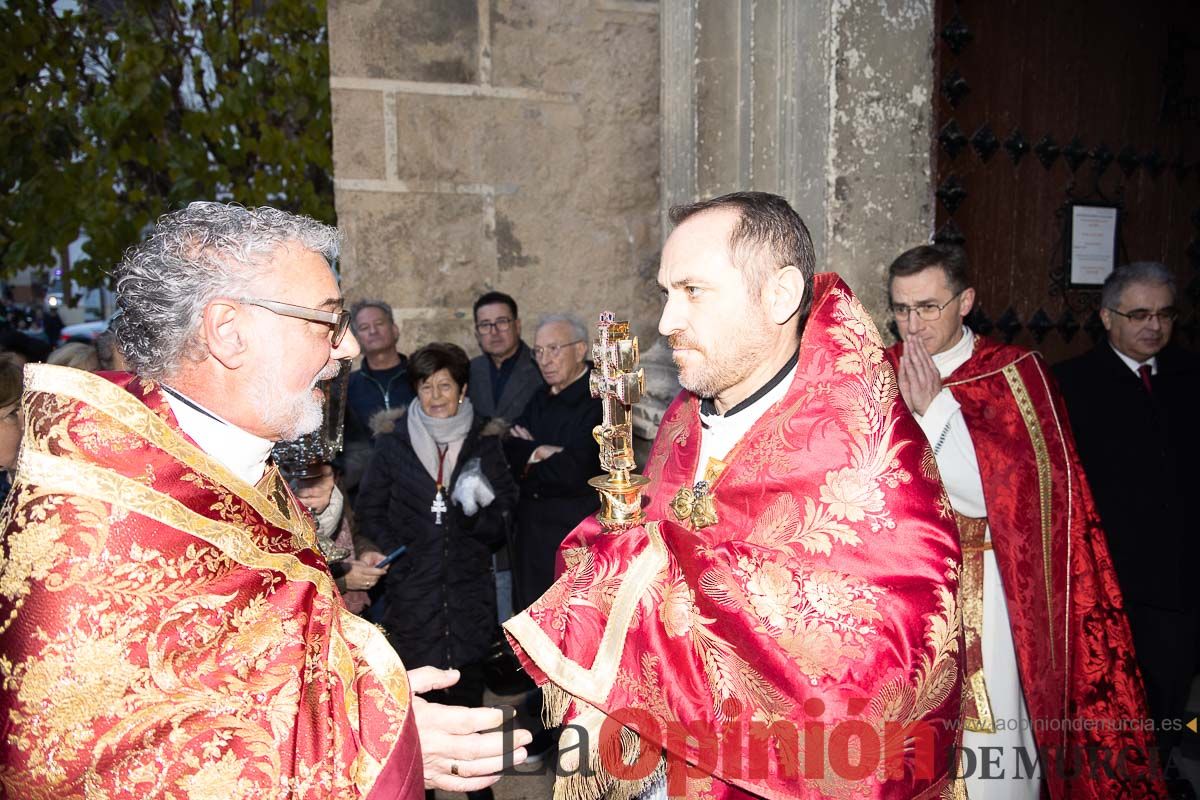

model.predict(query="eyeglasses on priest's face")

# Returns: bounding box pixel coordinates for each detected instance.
[238,298,350,347]
[889,291,965,322]
[475,317,514,334]
[1105,307,1178,324]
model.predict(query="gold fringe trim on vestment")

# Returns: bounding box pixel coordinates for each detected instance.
[543,685,665,800]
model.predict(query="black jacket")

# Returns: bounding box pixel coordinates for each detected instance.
[345,359,414,445]
[1054,342,1200,610]
[468,342,545,422]
[504,371,602,611]
[356,413,517,668]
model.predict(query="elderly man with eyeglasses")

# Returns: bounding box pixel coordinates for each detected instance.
[503,313,602,613]
[0,203,530,798]
[884,244,1164,800]
[1055,263,1200,796]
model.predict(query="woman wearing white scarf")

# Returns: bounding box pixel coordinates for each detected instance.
[356,343,518,800]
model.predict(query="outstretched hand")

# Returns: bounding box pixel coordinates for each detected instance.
[408,666,533,792]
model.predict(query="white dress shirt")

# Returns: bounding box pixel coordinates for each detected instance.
[163,388,342,535]
[694,358,799,484]
[1109,342,1157,376]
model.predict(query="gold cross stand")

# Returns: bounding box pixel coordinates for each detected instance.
[588,312,651,530]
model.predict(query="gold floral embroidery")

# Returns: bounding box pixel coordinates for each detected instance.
[869,560,962,772]
[658,576,701,638]
[0,489,76,635]
[0,368,412,797]
[702,553,884,682]
[820,466,886,522]
[614,652,674,725]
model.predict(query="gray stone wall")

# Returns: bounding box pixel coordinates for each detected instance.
[660,0,935,327]
[825,0,935,324]
[327,0,662,355]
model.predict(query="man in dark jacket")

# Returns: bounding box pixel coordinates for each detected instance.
[505,313,602,611]
[468,292,545,629]
[342,300,414,493]
[1055,262,1200,781]
[468,291,544,422]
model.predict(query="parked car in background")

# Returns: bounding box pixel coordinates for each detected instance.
[59,318,111,344]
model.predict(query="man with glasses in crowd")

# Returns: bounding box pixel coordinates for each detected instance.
[885,244,1163,799]
[0,202,529,798]
[1056,262,1200,796]
[468,291,544,422]
[342,300,414,496]
[467,291,545,635]
[504,313,601,612]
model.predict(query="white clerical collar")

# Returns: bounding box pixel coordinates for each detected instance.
[693,354,799,484]
[930,326,975,379]
[1108,343,1157,376]
[162,386,275,485]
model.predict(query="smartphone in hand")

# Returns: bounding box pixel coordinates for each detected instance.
[375,545,408,568]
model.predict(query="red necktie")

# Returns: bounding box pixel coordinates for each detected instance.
[1138,364,1153,395]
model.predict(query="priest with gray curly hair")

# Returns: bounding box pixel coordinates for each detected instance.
[0,201,529,798]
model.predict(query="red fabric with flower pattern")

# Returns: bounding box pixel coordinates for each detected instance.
[0,366,421,799]
[506,275,964,799]
[887,336,1166,798]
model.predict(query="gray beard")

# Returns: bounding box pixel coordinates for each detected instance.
[252,363,338,441]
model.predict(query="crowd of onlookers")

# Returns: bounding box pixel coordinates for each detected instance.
[0,321,125,492]
[331,292,603,790]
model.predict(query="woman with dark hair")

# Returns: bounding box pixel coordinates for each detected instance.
[356,342,516,800]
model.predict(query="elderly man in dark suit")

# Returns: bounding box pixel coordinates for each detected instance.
[1056,261,1200,788]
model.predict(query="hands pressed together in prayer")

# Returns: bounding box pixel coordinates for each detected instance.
[408,667,532,792]
[897,337,943,416]
[511,424,563,464]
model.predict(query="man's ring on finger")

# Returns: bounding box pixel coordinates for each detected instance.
[450,762,460,776]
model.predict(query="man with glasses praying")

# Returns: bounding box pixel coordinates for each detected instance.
[885,244,1163,799]
[1056,262,1199,793]
[0,202,530,798]
[467,291,544,421]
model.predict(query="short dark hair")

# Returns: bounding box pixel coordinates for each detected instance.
[350,299,395,327]
[668,191,816,327]
[408,342,470,392]
[473,291,518,321]
[1101,261,1175,309]
[887,244,970,295]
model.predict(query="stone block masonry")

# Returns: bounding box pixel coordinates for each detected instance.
[328,0,662,356]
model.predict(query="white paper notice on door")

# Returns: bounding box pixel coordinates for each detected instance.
[1070,205,1117,285]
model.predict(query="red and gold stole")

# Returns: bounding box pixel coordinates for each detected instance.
[0,366,421,799]
[505,275,965,800]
